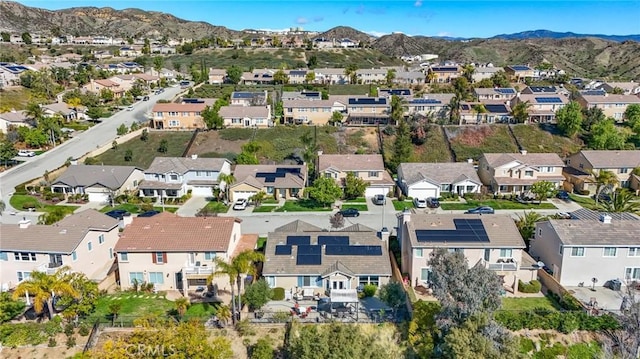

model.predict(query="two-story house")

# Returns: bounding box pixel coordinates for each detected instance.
[51,164,144,203]
[281,90,323,101]
[82,79,125,99]
[564,150,640,193]
[230,164,307,201]
[282,98,347,125]
[262,220,392,301]
[575,93,640,122]
[287,70,308,85]
[397,212,535,294]
[230,91,268,106]
[427,65,461,83]
[355,68,387,84]
[471,66,504,83]
[505,65,535,83]
[599,81,640,96]
[151,102,208,129]
[397,162,482,199]
[406,94,454,120]
[530,209,640,287]
[218,105,272,128]
[477,151,565,194]
[346,97,391,125]
[473,88,517,101]
[313,68,349,85]
[460,102,513,124]
[0,210,119,291]
[318,153,394,198]
[114,213,243,295]
[139,156,232,198]
[208,69,227,84]
[510,94,569,123]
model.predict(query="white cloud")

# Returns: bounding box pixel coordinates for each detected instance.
[365,30,389,38]
[296,17,308,24]
[414,0,423,6]
[436,31,452,37]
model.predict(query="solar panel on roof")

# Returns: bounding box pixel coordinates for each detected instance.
[415,219,490,243]
[325,245,382,256]
[495,88,516,94]
[296,254,321,265]
[286,236,311,246]
[318,235,350,246]
[264,177,276,183]
[297,245,321,255]
[535,97,563,104]
[348,98,387,106]
[275,245,292,255]
[510,65,531,71]
[325,245,350,255]
[484,104,508,113]
[411,99,441,104]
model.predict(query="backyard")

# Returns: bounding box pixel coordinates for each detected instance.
[500,296,561,311]
[510,124,582,157]
[9,194,79,214]
[446,125,519,161]
[382,125,452,164]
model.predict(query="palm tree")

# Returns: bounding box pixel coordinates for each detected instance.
[344,64,358,84]
[515,211,546,250]
[174,297,190,319]
[218,173,235,203]
[12,266,79,319]
[447,96,462,125]
[512,101,531,123]
[249,191,268,207]
[390,95,407,124]
[426,70,438,84]
[591,170,618,204]
[232,250,265,320]
[216,304,232,325]
[25,102,44,124]
[208,258,239,324]
[462,64,475,83]
[471,104,487,124]
[599,190,640,214]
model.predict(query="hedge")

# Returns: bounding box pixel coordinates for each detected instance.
[495,309,620,333]
[518,280,542,293]
[363,284,377,297]
[272,287,285,301]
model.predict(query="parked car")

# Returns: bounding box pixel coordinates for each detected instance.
[593,192,611,202]
[233,198,248,210]
[126,106,134,111]
[413,198,427,208]
[17,149,36,157]
[143,96,149,101]
[138,210,160,217]
[426,197,440,208]
[105,209,131,220]
[372,194,386,205]
[464,206,495,214]
[556,190,570,201]
[339,208,360,217]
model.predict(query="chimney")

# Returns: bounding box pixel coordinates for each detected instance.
[18,217,31,229]
[191,154,198,159]
[379,227,390,243]
[600,214,612,224]
[520,149,527,155]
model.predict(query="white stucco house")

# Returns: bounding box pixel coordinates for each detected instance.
[397,162,482,199]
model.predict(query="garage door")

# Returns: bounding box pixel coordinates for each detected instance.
[233,191,257,201]
[365,187,390,198]
[191,186,212,197]
[88,192,110,203]
[409,188,437,200]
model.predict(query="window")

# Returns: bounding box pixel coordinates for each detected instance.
[17,271,31,282]
[603,247,617,257]
[148,272,164,284]
[570,247,585,257]
[119,252,129,262]
[0,252,7,261]
[499,249,513,258]
[266,276,276,287]
[368,171,379,177]
[484,249,490,261]
[441,184,451,191]
[129,272,144,285]
[98,234,104,244]
[87,241,93,251]
[620,168,629,174]
[297,276,320,287]
[266,186,274,194]
[359,276,380,287]
[196,171,204,177]
[420,268,432,284]
[204,252,216,260]
[109,248,113,259]
[14,252,37,261]
[415,248,423,258]
[625,267,640,280]
[524,170,534,177]
[447,248,464,254]
[169,174,178,181]
[153,252,166,264]
[168,120,180,127]
[72,251,77,261]
[629,248,640,257]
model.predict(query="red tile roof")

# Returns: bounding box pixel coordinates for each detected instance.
[114,212,241,253]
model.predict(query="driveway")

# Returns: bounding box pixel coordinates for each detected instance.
[176,196,209,217]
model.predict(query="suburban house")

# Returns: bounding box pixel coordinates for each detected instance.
[151,102,207,129]
[0,63,29,86]
[427,65,461,83]
[564,150,640,193]
[530,209,640,287]
[230,91,268,106]
[0,210,120,291]
[521,86,566,95]
[378,89,412,98]
[397,162,482,199]
[346,97,390,125]
[393,71,425,85]
[42,103,81,122]
[51,164,144,203]
[356,68,387,84]
[82,79,125,98]
[598,81,640,95]
[318,154,394,197]
[287,70,308,85]
[313,68,349,85]
[240,70,275,85]
[114,213,243,295]
[230,164,307,201]
[405,94,454,120]
[474,88,517,101]
[510,94,569,123]
[218,105,272,128]
[471,66,504,83]
[477,152,566,194]
[397,212,535,294]
[0,110,30,133]
[575,93,640,121]
[460,102,513,124]
[282,99,346,125]
[139,156,232,198]
[281,90,322,101]
[504,65,535,83]
[262,220,392,301]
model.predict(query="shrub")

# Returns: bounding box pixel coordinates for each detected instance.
[63,323,75,336]
[494,309,620,332]
[48,336,57,347]
[272,287,285,301]
[559,293,583,311]
[78,324,90,336]
[519,337,535,354]
[250,338,275,359]
[245,279,272,310]
[518,280,542,293]
[65,335,76,349]
[363,284,377,297]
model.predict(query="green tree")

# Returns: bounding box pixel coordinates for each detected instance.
[236,142,260,164]
[385,69,396,86]
[12,267,79,320]
[556,101,584,137]
[344,63,359,84]
[100,88,114,102]
[218,173,235,202]
[390,95,406,123]
[152,56,164,72]
[216,304,232,325]
[0,32,9,42]
[589,118,630,150]
[329,111,344,126]
[116,123,128,136]
[140,128,149,141]
[443,313,522,359]
[624,103,640,135]
[226,65,242,84]
[0,292,26,323]
[515,211,546,250]
[531,180,556,202]
[343,172,368,200]
[378,281,406,315]
[158,139,168,153]
[174,297,190,319]
[38,206,68,224]
[599,189,640,214]
[304,71,316,84]
[202,105,224,129]
[208,258,239,324]
[58,272,99,321]
[582,106,606,131]
[0,139,18,165]
[243,279,272,311]
[21,32,32,44]
[273,69,289,84]
[25,101,44,121]
[249,191,268,206]
[489,70,510,88]
[111,140,118,150]
[390,119,412,170]
[307,55,318,69]
[447,95,461,125]
[251,338,275,359]
[124,149,133,162]
[511,101,531,123]
[232,250,265,317]
[407,301,441,358]
[461,64,475,83]
[142,38,151,55]
[591,169,618,202]
[307,177,342,207]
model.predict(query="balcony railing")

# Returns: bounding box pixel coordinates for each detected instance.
[183,266,215,276]
[487,259,518,272]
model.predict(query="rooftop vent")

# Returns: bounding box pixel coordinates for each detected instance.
[600,214,612,224]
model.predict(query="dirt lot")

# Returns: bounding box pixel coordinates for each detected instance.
[0,333,87,359]
[187,131,247,157]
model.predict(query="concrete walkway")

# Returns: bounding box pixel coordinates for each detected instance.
[176,196,209,217]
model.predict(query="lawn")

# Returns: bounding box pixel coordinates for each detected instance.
[90,131,194,168]
[568,193,598,210]
[413,125,454,163]
[344,197,367,203]
[9,194,79,214]
[99,204,178,214]
[440,199,557,210]
[392,200,415,210]
[253,205,276,213]
[327,84,371,95]
[257,237,267,251]
[341,204,368,211]
[446,125,519,161]
[86,293,174,324]
[274,199,333,212]
[202,201,229,213]
[510,124,582,157]
[183,302,220,321]
[500,296,561,311]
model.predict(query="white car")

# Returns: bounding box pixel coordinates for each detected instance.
[413,198,427,208]
[17,150,36,157]
[233,199,248,210]
[126,106,134,111]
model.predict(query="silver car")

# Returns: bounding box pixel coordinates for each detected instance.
[413,198,427,208]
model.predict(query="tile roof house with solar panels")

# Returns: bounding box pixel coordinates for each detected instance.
[230,91,268,106]
[478,152,566,194]
[345,97,391,125]
[575,93,640,122]
[230,164,307,202]
[504,65,535,83]
[286,69,308,84]
[281,90,323,101]
[460,101,513,124]
[510,93,569,123]
[427,65,461,83]
[474,88,517,101]
[262,220,392,299]
[397,212,534,295]
[318,153,394,198]
[529,208,640,287]
[282,99,342,125]
[406,94,454,120]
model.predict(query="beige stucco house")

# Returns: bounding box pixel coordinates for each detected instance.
[346,97,391,125]
[505,65,535,83]
[564,150,640,194]
[510,93,569,123]
[151,102,207,129]
[218,105,272,128]
[51,164,144,203]
[478,152,565,194]
[230,164,307,201]
[0,110,30,133]
[0,210,120,291]
[318,153,394,198]
[114,212,243,295]
[576,93,640,121]
[397,162,482,199]
[282,98,346,125]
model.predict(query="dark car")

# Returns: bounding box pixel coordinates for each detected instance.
[593,192,611,202]
[556,190,570,201]
[464,206,495,214]
[105,209,131,220]
[339,208,360,217]
[138,210,160,217]
[426,197,440,208]
[143,96,149,101]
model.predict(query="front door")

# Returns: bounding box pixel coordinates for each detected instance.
[244,119,251,127]
[175,272,183,291]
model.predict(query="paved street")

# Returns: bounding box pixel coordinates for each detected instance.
[0,86,185,217]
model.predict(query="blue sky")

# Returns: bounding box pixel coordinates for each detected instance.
[18,0,640,38]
